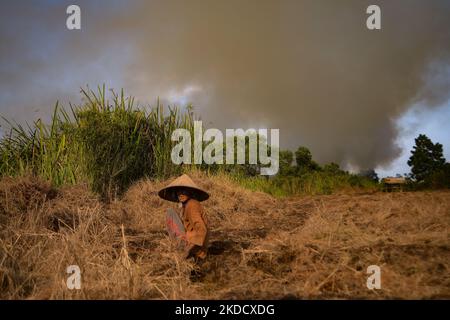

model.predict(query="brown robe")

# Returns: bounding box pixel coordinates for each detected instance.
[181,198,209,258]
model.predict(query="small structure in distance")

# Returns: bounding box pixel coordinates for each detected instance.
[381,177,407,192]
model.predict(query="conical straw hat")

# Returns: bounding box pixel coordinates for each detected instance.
[158,174,209,202]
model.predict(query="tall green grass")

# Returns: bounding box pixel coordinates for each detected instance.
[0,102,81,186]
[0,85,381,199]
[0,86,195,199]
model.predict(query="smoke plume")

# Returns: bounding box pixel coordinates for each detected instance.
[1,0,450,169]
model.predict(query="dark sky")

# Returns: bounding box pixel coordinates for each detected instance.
[1,0,450,174]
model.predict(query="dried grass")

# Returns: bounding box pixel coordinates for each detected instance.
[0,172,449,299]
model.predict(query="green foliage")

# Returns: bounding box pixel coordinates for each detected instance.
[279,150,295,176]
[323,162,344,175]
[2,88,447,199]
[234,171,378,197]
[75,88,157,197]
[407,134,446,182]
[295,146,312,170]
[233,145,379,196]
[0,103,81,185]
[423,163,450,189]
[0,86,194,199]
[294,146,320,174]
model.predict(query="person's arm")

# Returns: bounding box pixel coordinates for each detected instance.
[187,202,207,246]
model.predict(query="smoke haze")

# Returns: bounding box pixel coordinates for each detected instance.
[1,0,450,170]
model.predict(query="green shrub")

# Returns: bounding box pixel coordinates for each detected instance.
[232,171,379,197]
[0,86,195,199]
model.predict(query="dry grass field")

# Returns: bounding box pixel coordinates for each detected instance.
[0,172,449,299]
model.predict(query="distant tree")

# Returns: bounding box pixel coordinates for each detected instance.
[295,147,312,167]
[407,134,446,182]
[323,162,343,175]
[359,169,379,182]
[425,162,450,189]
[295,146,320,174]
[279,150,295,176]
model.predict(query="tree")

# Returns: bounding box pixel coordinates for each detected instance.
[294,146,320,174]
[407,134,446,182]
[279,150,295,176]
[428,162,450,188]
[359,169,379,182]
[323,162,343,175]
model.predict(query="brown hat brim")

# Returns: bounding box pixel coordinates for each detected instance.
[158,185,209,202]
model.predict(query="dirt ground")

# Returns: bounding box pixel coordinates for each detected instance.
[0,172,449,299]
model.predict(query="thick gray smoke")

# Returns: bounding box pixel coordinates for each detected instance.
[1,0,450,170]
